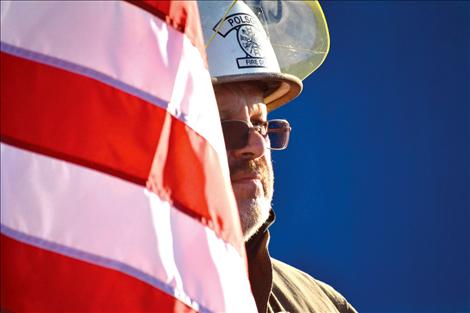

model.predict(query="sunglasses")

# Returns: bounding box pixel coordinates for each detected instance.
[221,119,291,150]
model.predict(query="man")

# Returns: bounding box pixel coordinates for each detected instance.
[199,1,358,312]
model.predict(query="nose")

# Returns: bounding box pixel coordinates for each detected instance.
[231,128,266,160]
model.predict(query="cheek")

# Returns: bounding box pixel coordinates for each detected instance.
[262,154,274,190]
[264,149,272,163]
[226,153,237,171]
[263,150,273,176]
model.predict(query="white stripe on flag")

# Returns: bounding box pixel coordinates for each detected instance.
[0,0,226,161]
[0,143,256,313]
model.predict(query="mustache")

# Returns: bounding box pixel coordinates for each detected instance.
[229,157,274,198]
[229,158,268,178]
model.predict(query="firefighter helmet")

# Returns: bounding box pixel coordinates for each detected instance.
[199,0,330,111]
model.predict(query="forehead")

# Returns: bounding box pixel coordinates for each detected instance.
[214,82,267,120]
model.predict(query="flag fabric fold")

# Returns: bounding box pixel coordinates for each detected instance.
[0,1,256,312]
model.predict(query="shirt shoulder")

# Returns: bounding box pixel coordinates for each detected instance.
[269,258,357,313]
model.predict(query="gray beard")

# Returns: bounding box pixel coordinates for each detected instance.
[229,155,274,241]
[238,195,272,241]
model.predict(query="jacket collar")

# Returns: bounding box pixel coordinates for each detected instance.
[245,210,276,313]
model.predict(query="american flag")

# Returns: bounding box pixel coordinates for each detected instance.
[0,1,256,312]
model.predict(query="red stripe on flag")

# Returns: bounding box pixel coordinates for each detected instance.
[0,234,197,312]
[128,0,207,65]
[0,51,243,250]
[1,51,160,186]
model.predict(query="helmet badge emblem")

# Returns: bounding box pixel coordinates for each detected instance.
[213,13,268,69]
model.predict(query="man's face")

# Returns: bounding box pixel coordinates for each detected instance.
[214,83,274,241]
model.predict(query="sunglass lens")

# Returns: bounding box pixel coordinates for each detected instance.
[268,120,290,150]
[221,121,249,150]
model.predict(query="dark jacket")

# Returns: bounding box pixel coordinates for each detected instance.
[246,212,358,313]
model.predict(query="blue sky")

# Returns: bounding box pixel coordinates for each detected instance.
[268,2,470,312]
